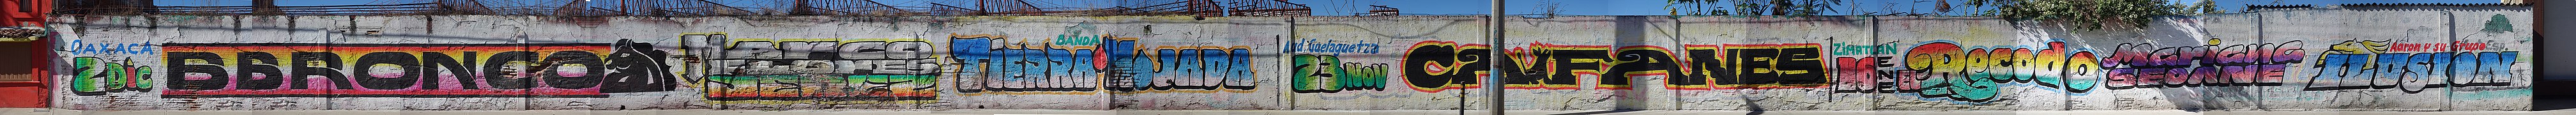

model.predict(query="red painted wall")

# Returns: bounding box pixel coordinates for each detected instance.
[0,0,51,108]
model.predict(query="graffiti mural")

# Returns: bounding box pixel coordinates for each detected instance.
[68,57,154,96]
[690,33,941,103]
[1498,43,1608,89]
[1399,41,1490,92]
[1711,43,1831,89]
[1290,55,1389,93]
[1401,42,1841,91]
[1280,35,1402,110]
[1285,38,1393,95]
[949,34,1257,94]
[2304,40,2517,93]
[2101,40,2302,90]
[1288,39,1383,54]
[1824,40,2101,102]
[65,40,156,56]
[153,40,677,98]
[1828,42,1898,93]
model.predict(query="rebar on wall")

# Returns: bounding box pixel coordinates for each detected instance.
[784,0,909,16]
[1363,5,1397,16]
[960,0,1046,15]
[599,0,754,16]
[1227,0,1307,17]
[921,3,980,16]
[1100,0,1221,17]
[57,0,448,15]
[144,3,447,15]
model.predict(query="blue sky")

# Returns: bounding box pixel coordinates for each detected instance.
[167,0,2511,16]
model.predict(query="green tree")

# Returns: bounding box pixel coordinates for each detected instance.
[1668,0,1845,15]
[2188,0,2224,15]
[1670,0,2214,30]
[1963,0,2203,30]
[1669,0,1726,15]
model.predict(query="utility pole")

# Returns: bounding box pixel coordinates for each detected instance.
[1486,0,1505,114]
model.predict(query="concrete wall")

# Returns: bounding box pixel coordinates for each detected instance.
[42,6,2534,111]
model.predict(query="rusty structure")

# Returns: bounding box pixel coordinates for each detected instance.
[781,0,906,16]
[1226,0,1307,17]
[1363,5,1398,16]
[956,0,1062,16]
[56,0,1314,17]
[1101,0,1223,17]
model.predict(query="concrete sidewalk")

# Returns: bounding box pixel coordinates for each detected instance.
[4,108,2572,115]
